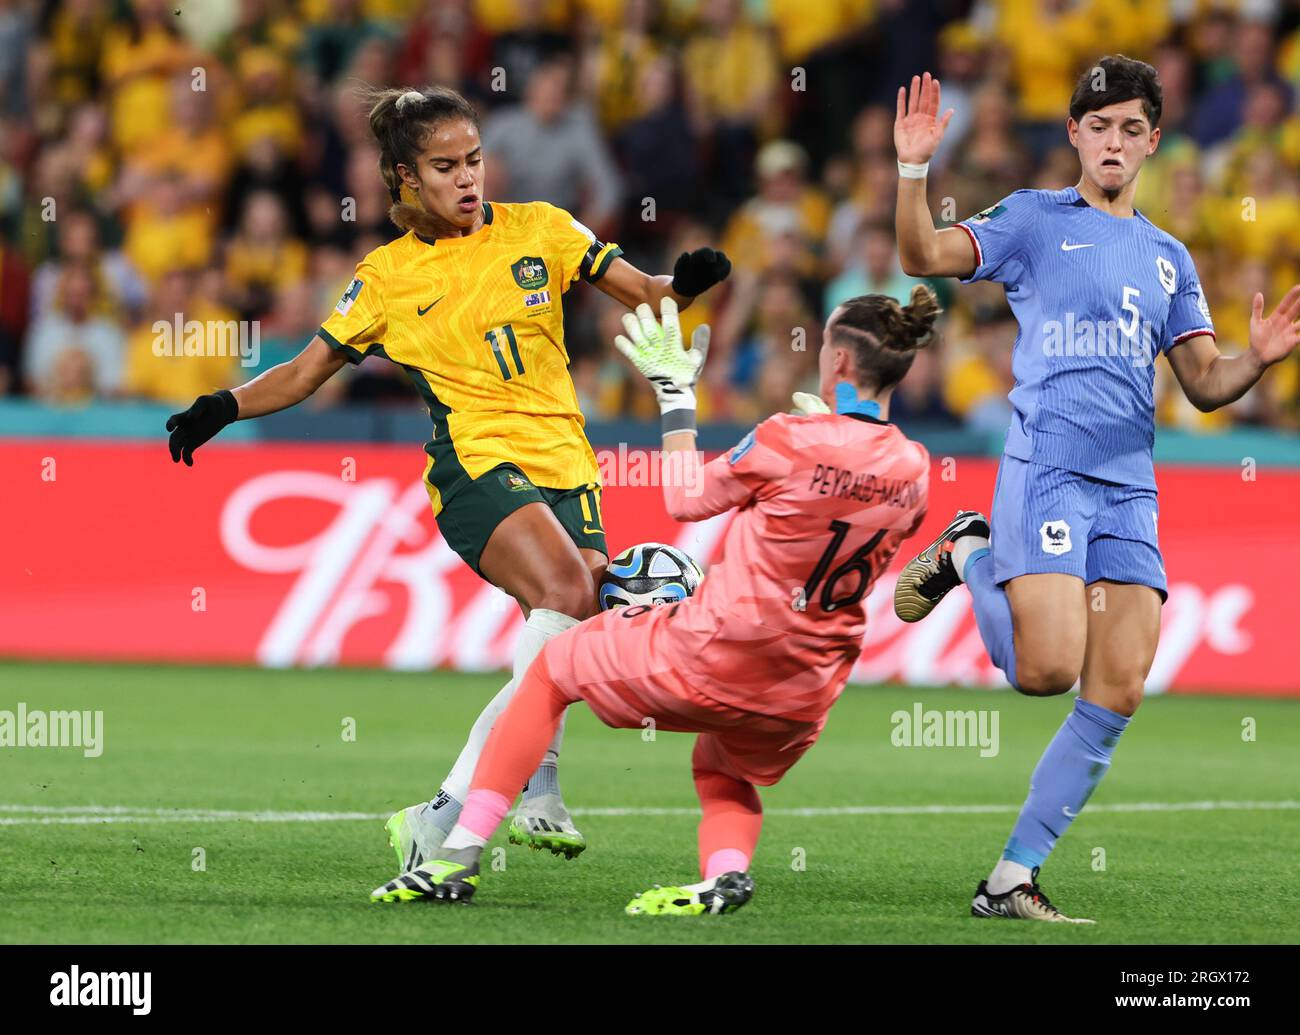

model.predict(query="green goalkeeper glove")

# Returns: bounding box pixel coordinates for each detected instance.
[613,298,710,436]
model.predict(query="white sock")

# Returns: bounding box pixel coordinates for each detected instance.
[441,823,488,852]
[986,858,1033,895]
[521,609,577,769]
[441,678,515,804]
[951,535,991,584]
[439,608,580,803]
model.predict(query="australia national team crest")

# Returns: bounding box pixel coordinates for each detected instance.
[500,470,533,493]
[1040,519,1072,556]
[511,256,549,291]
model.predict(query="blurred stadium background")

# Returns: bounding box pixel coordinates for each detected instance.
[0,0,1297,695]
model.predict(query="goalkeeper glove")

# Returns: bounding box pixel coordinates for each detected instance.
[166,389,239,466]
[613,298,710,436]
[670,247,731,298]
[792,391,831,415]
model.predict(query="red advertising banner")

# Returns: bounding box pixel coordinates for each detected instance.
[2,440,1295,695]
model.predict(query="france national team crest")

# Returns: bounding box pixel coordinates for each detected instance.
[1156,255,1177,294]
[511,257,549,291]
[335,277,363,316]
[1040,519,1072,555]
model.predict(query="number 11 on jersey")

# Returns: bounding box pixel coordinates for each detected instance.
[486,324,525,380]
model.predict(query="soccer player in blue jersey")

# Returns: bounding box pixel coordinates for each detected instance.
[891,58,1300,922]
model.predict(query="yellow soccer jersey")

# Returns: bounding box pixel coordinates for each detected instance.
[318,201,621,513]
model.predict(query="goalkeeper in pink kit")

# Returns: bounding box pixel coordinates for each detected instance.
[372,289,936,914]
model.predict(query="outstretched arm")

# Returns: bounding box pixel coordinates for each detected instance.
[894,72,978,279]
[166,336,345,465]
[1167,287,1300,411]
[231,336,346,418]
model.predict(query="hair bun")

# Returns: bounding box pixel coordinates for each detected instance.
[396,89,425,112]
[903,283,940,344]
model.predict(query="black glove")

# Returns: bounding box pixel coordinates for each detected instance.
[670,247,732,297]
[166,390,239,466]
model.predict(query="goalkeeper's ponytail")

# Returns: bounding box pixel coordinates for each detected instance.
[363,85,481,237]
[829,285,941,392]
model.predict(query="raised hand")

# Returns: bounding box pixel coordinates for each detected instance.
[670,247,732,298]
[895,71,955,166]
[613,297,709,416]
[1248,286,1300,367]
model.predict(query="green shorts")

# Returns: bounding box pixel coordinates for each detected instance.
[434,463,607,576]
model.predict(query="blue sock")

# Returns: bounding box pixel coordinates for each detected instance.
[963,550,1018,688]
[1003,698,1131,869]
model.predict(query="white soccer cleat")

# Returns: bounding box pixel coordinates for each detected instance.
[384,802,448,874]
[508,793,587,859]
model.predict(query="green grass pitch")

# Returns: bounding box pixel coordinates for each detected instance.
[0,661,1295,944]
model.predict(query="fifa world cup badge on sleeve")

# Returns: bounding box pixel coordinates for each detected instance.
[968,204,1006,223]
[335,277,363,316]
[728,428,756,465]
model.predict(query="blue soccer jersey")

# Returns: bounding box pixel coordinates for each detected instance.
[957,187,1214,489]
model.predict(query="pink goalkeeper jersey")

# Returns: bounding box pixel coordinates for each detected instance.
[657,411,930,721]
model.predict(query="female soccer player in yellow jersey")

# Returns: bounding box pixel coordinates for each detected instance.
[165,85,732,867]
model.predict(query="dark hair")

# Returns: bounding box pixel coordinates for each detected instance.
[1069,54,1162,128]
[364,85,481,235]
[830,285,940,392]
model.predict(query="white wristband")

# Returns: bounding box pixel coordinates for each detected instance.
[898,160,929,180]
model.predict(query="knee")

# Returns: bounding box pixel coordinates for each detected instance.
[1085,681,1145,718]
[1013,660,1079,697]
[530,573,598,620]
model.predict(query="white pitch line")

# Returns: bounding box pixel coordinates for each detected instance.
[0,800,1295,825]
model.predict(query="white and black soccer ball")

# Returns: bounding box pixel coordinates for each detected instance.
[599,542,704,610]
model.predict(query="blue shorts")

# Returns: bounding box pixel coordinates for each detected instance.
[990,455,1167,600]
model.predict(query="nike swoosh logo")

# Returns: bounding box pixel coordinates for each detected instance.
[1060,241,1095,251]
[417,296,445,316]
[1062,806,1078,818]
[581,525,603,535]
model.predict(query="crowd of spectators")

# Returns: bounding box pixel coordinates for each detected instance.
[3,0,1300,432]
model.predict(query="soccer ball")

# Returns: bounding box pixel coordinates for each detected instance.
[599,542,704,610]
